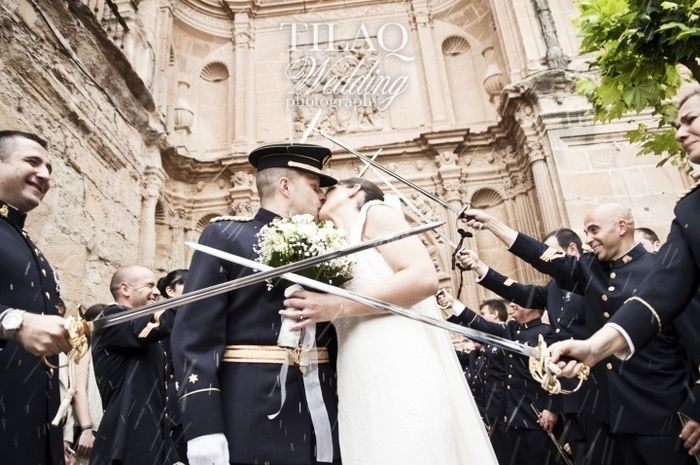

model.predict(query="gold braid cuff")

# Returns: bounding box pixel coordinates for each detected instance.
[624,296,662,332]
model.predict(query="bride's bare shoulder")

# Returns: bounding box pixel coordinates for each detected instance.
[363,202,408,237]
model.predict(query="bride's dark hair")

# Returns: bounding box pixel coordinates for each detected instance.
[338,177,384,204]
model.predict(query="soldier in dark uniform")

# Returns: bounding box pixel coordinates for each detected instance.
[171,143,340,465]
[461,204,695,465]
[91,265,181,465]
[550,88,700,455]
[0,130,73,465]
[456,230,604,465]
[444,296,558,465]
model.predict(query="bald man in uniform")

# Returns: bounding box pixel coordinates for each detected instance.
[91,265,181,465]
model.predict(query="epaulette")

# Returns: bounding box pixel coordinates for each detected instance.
[209,215,253,223]
[678,181,700,203]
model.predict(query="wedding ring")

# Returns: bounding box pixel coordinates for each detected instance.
[299,313,305,321]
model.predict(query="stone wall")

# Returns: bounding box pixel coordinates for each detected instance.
[0,0,167,309]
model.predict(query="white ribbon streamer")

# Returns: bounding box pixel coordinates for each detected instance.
[268,285,334,462]
[300,324,334,463]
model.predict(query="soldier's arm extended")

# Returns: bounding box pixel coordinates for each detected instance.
[456,249,548,310]
[479,268,548,310]
[609,219,699,355]
[93,304,174,350]
[460,208,587,294]
[446,302,511,340]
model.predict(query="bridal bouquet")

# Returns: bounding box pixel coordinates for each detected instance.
[254,214,355,290]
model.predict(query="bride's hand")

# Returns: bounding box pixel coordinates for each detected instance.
[281,289,348,329]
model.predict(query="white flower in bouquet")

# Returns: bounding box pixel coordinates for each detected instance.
[254,214,355,290]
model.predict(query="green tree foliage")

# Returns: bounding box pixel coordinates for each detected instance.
[575,0,700,166]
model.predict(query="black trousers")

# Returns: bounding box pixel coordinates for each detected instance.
[614,433,694,465]
[504,427,559,465]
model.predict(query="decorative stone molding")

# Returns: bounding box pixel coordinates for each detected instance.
[481,47,504,103]
[229,170,258,217]
[442,36,470,56]
[200,61,230,82]
[174,80,194,134]
[173,1,233,38]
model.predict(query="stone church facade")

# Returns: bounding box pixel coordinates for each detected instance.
[0,0,692,309]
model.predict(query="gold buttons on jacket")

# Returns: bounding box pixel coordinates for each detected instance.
[603,312,610,318]
[601,294,608,302]
[606,362,613,370]
[608,286,615,292]
[610,272,616,279]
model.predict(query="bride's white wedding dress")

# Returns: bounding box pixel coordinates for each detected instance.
[333,201,498,465]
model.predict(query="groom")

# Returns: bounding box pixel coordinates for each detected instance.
[171,143,341,465]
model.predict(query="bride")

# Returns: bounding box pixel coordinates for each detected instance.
[281,178,498,465]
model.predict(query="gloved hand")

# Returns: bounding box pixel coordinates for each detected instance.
[187,433,229,465]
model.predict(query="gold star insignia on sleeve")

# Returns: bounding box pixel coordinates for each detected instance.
[503,278,516,286]
[188,374,199,384]
[539,247,565,262]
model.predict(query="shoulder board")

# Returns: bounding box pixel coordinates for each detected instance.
[209,215,253,224]
[678,181,700,203]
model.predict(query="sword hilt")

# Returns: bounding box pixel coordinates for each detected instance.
[529,335,590,395]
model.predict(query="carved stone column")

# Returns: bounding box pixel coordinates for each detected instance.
[510,190,545,284]
[153,1,174,122]
[409,0,448,127]
[488,0,528,82]
[229,170,258,217]
[527,141,560,233]
[233,11,253,150]
[170,208,187,268]
[140,166,166,268]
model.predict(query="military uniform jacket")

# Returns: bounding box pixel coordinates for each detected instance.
[456,348,485,410]
[478,268,591,415]
[478,343,507,423]
[611,185,700,352]
[0,202,62,465]
[91,305,179,465]
[510,233,693,435]
[674,301,700,422]
[171,208,340,465]
[449,308,553,430]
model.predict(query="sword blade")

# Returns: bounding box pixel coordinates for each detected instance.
[91,221,443,330]
[309,126,465,217]
[190,244,540,358]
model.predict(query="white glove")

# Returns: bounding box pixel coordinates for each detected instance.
[187,433,229,465]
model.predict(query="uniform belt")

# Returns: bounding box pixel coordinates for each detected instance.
[223,344,329,366]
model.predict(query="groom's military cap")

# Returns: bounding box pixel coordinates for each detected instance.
[248,143,337,187]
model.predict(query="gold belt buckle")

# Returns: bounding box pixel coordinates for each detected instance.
[288,348,306,373]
